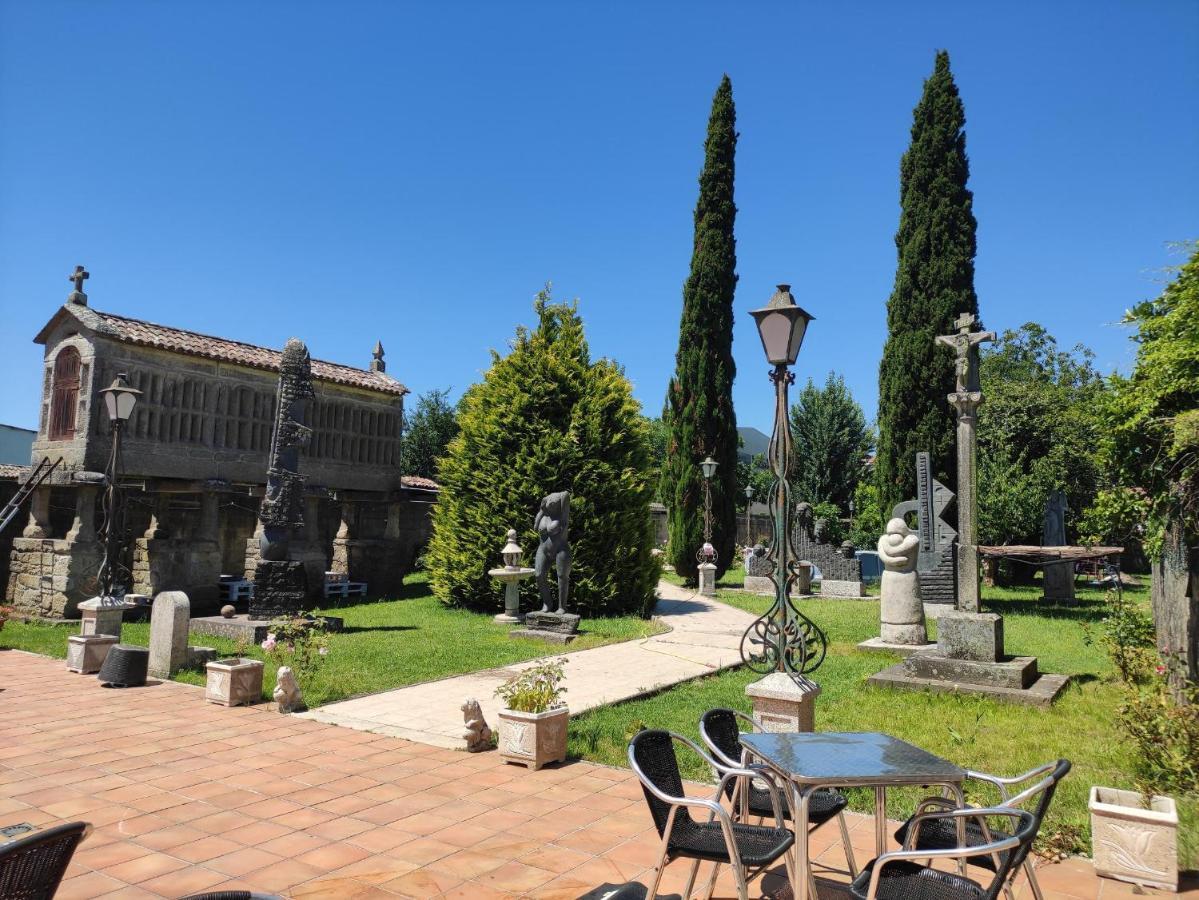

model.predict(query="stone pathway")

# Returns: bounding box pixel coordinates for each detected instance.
[0,648,1166,899]
[301,580,757,748]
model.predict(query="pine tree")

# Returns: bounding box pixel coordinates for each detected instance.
[790,372,873,513]
[400,388,458,480]
[662,75,739,584]
[876,51,979,514]
[426,288,658,617]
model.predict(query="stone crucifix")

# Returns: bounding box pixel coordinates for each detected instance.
[69,265,89,295]
[936,312,994,613]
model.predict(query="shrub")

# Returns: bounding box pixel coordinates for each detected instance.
[262,616,330,685]
[426,289,658,618]
[495,659,566,713]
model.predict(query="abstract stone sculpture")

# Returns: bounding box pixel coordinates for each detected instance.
[892,451,958,605]
[534,491,572,614]
[251,338,314,620]
[461,698,493,752]
[273,665,303,713]
[877,518,928,645]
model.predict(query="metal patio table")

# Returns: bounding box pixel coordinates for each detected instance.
[741,731,966,900]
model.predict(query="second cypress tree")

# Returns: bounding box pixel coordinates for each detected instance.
[876,51,980,514]
[662,75,739,583]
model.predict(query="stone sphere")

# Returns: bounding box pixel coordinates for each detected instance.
[220,604,236,619]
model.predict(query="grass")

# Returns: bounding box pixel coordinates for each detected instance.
[569,575,1198,865]
[0,572,664,708]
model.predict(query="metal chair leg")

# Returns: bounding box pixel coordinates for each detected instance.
[646,842,669,899]
[682,857,702,900]
[700,861,721,900]
[731,857,750,900]
[837,809,858,877]
[1024,856,1045,900]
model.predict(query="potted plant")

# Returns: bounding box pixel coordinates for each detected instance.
[495,658,568,770]
[205,638,264,707]
[1089,787,1178,891]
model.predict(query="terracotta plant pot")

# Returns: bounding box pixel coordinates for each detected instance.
[497,706,568,770]
[205,657,264,707]
[1089,786,1178,891]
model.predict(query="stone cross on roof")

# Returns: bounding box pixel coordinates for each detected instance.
[68,265,89,304]
[370,340,385,373]
[936,312,994,394]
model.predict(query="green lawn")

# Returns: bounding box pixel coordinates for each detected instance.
[0,573,664,708]
[569,577,1198,865]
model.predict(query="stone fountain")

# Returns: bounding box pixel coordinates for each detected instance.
[489,529,535,624]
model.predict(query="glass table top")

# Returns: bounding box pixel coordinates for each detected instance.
[740,731,965,785]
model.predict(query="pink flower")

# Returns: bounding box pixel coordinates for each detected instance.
[1155,664,1167,676]
[261,637,276,651]
[318,646,328,656]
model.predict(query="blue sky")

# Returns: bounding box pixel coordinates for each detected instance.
[1,1,1195,436]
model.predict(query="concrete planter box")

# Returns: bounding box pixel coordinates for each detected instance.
[1089,786,1177,891]
[205,657,264,707]
[497,706,568,770]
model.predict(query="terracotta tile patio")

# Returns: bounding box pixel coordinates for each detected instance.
[0,649,1190,899]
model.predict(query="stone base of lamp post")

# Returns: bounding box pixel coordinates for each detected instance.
[745,671,821,732]
[698,562,717,597]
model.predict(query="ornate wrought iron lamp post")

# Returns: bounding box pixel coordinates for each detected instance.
[95,374,141,600]
[744,483,753,546]
[696,455,719,596]
[740,285,827,677]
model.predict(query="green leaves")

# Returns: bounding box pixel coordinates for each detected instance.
[662,75,740,583]
[426,287,658,618]
[789,372,872,512]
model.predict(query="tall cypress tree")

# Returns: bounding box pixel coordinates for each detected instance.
[876,51,979,514]
[662,75,739,583]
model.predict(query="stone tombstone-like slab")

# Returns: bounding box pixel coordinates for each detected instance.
[148,591,191,679]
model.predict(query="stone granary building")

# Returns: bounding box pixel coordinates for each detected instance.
[6,273,436,619]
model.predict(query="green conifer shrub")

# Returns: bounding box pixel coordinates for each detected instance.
[426,289,658,618]
[662,75,740,584]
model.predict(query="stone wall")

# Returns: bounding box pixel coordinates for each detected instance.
[132,538,221,611]
[7,536,102,618]
[0,478,19,599]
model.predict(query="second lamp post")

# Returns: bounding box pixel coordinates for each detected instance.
[697,455,718,596]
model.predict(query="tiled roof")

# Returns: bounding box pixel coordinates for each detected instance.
[0,464,30,481]
[401,475,440,491]
[48,306,407,396]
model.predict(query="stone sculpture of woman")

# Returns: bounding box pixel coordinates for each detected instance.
[877,517,927,645]
[534,491,571,614]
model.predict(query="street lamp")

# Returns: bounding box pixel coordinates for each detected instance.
[739,285,827,676]
[95,374,141,600]
[744,483,753,546]
[698,455,717,563]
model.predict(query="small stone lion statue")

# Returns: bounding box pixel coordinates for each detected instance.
[273,665,304,713]
[462,698,493,752]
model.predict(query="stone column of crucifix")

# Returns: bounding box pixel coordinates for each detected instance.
[936,313,994,613]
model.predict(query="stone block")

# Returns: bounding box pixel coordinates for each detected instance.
[936,610,1003,662]
[698,562,716,597]
[148,591,191,679]
[818,579,866,598]
[745,671,821,732]
[1041,561,1076,603]
[522,611,580,634]
[903,652,1038,689]
[66,634,118,674]
[743,575,774,595]
[509,628,577,644]
[867,662,1070,707]
[78,597,135,638]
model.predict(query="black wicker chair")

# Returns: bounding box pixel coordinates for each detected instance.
[851,807,1036,900]
[629,729,797,900]
[893,759,1071,900]
[0,820,90,900]
[699,707,857,878]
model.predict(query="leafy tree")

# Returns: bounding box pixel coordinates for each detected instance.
[789,372,872,513]
[976,323,1104,545]
[876,50,979,515]
[426,289,658,617]
[662,75,739,583]
[643,416,669,502]
[1100,242,1199,549]
[400,388,458,480]
[737,452,772,509]
[848,480,886,550]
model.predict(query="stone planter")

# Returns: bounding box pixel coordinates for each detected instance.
[205,657,264,707]
[1089,786,1177,891]
[497,706,568,770]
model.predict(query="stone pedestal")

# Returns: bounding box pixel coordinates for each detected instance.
[698,562,717,597]
[511,610,580,644]
[1041,561,1076,603]
[250,560,307,620]
[745,672,821,732]
[66,634,118,673]
[880,570,927,646]
[78,597,135,638]
[22,487,51,538]
[148,591,191,679]
[937,610,1003,662]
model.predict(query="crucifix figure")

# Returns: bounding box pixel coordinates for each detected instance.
[69,265,89,294]
[935,312,994,613]
[936,312,993,394]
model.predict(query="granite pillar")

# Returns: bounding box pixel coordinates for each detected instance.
[22,487,52,539]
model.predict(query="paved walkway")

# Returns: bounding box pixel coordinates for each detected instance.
[302,580,758,748]
[0,648,1161,899]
